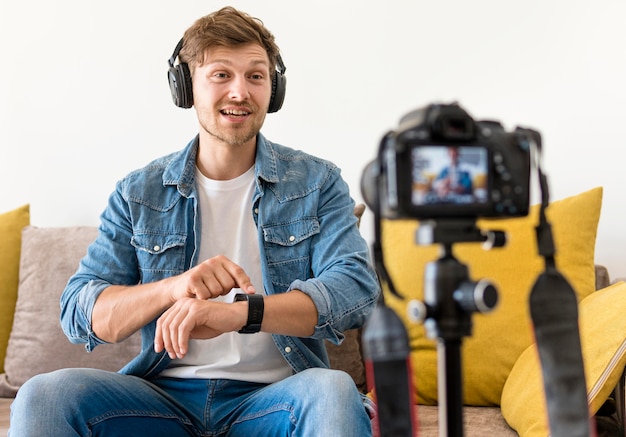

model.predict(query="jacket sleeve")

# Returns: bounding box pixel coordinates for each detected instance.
[289,167,381,344]
[60,182,140,351]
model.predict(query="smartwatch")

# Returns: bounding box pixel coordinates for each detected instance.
[234,293,264,334]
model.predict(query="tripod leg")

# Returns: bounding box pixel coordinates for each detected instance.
[437,340,464,437]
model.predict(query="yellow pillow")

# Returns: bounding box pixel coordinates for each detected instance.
[0,204,30,373]
[382,187,602,406]
[501,281,626,437]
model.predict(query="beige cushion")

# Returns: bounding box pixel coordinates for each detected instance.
[0,226,141,397]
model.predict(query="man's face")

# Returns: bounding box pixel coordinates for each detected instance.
[448,148,459,163]
[191,43,272,146]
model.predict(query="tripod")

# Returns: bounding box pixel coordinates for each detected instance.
[411,219,501,437]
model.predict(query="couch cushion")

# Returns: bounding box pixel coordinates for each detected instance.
[326,328,366,392]
[0,226,142,397]
[501,280,626,436]
[382,187,602,406]
[0,204,30,374]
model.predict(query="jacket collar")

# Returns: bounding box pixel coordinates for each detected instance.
[254,133,279,184]
[162,133,279,198]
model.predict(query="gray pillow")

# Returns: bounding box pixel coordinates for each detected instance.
[0,226,141,397]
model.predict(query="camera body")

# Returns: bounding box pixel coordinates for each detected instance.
[366,102,532,220]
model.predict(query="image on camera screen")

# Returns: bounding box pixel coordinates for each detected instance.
[411,146,488,207]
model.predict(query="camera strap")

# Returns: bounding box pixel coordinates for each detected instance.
[369,132,403,302]
[522,128,592,437]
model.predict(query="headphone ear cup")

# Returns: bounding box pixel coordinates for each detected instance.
[268,70,286,113]
[168,62,193,109]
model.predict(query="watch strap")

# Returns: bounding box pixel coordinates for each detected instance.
[234,293,264,334]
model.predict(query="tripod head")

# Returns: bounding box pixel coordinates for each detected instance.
[409,219,501,342]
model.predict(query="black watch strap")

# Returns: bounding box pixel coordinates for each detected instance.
[234,293,264,334]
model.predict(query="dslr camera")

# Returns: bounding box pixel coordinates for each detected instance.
[363,102,532,220]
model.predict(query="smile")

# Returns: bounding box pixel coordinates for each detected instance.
[221,109,250,117]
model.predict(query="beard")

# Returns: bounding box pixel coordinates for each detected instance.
[197,106,266,146]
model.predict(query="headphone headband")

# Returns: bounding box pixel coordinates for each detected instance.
[168,38,184,69]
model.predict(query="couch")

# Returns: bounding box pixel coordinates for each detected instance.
[1,187,625,436]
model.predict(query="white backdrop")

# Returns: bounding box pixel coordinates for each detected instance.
[2,1,625,278]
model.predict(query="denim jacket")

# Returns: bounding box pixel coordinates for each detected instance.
[61,133,380,379]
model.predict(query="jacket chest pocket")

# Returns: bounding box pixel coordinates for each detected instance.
[262,218,319,289]
[131,232,187,276]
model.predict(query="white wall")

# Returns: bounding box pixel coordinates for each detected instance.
[2,0,625,278]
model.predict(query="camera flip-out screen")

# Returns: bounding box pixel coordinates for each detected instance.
[411,145,489,208]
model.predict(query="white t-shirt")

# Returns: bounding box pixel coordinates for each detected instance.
[160,166,292,383]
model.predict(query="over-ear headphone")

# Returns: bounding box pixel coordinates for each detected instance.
[167,38,287,113]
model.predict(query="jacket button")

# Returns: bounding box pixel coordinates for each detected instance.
[153,245,161,252]
[284,347,292,353]
[254,208,259,214]
[289,236,295,242]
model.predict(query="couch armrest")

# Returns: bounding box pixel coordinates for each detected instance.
[596,265,610,290]
[595,264,626,436]
[614,368,626,437]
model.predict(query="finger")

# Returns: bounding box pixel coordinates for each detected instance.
[167,306,188,359]
[175,318,191,358]
[190,258,232,299]
[170,267,207,301]
[222,261,255,294]
[195,257,255,298]
[154,318,164,353]
[157,308,179,359]
[166,300,200,359]
[155,313,175,358]
[240,282,256,294]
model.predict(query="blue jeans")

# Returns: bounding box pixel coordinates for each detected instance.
[10,367,373,436]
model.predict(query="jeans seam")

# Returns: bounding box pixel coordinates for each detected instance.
[227,402,295,435]
[87,409,194,427]
[203,380,216,431]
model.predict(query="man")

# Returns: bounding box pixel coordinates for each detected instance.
[432,147,473,199]
[10,7,379,436]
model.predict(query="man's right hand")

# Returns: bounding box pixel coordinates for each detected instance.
[168,255,256,302]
